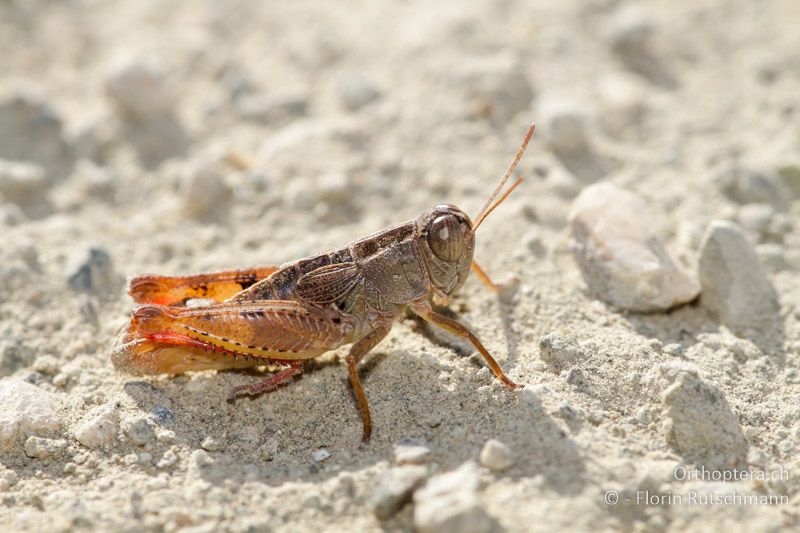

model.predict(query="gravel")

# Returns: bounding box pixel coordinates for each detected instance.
[479,439,514,471]
[393,438,433,465]
[0,2,798,531]
[569,182,700,311]
[698,220,780,334]
[413,462,492,533]
[370,465,428,519]
[0,378,61,450]
[74,403,120,449]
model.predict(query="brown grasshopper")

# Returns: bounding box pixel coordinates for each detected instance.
[112,124,535,442]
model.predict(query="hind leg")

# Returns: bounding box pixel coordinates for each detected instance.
[115,300,348,376]
[227,362,304,401]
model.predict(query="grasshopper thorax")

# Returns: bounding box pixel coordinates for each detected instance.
[417,204,475,296]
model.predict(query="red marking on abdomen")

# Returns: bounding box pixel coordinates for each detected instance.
[144,331,228,354]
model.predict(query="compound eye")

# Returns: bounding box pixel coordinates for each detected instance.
[428,215,465,262]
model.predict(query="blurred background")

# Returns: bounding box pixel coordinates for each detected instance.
[1,1,799,531]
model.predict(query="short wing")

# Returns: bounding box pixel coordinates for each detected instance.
[129,266,279,306]
[112,300,353,375]
[295,263,362,304]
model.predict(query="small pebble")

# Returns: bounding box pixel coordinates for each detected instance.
[338,73,381,111]
[104,55,172,119]
[565,367,586,387]
[663,343,685,357]
[715,164,788,208]
[698,220,779,334]
[315,172,353,204]
[0,159,47,206]
[479,439,514,471]
[370,465,428,519]
[122,418,154,447]
[538,330,585,369]
[0,203,26,226]
[540,100,589,154]
[596,73,647,135]
[24,436,67,459]
[605,6,655,58]
[736,203,775,235]
[236,91,308,124]
[413,461,492,533]
[74,403,119,449]
[658,364,748,469]
[0,91,70,172]
[0,378,61,450]
[66,246,120,295]
[458,52,534,121]
[200,436,223,452]
[180,162,230,218]
[32,355,61,376]
[157,449,178,468]
[312,448,331,462]
[524,234,547,257]
[152,406,176,426]
[756,243,786,272]
[259,437,279,461]
[393,438,432,465]
[191,449,213,468]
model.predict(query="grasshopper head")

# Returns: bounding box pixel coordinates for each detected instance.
[417,204,475,295]
[418,123,536,297]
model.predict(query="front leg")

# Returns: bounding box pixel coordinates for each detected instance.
[346,320,393,443]
[471,261,518,293]
[409,299,520,389]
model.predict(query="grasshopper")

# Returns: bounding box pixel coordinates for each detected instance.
[112,124,535,442]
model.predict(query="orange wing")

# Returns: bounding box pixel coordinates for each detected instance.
[128,266,279,306]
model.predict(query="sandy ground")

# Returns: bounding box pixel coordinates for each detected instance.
[1,0,800,531]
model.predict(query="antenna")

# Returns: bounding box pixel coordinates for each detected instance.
[472,123,535,230]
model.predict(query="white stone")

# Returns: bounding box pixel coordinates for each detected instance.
[0,378,61,450]
[540,100,589,154]
[393,438,432,465]
[24,436,66,459]
[104,55,172,118]
[338,73,381,111]
[569,182,700,311]
[698,220,780,333]
[597,73,647,134]
[66,246,119,294]
[479,439,514,471]
[157,449,178,468]
[0,159,47,205]
[413,461,492,533]
[657,364,748,469]
[315,172,353,204]
[180,162,230,218]
[736,203,775,234]
[312,448,331,462]
[122,417,154,447]
[200,436,223,452]
[538,330,585,369]
[370,465,428,519]
[605,6,655,54]
[457,52,534,122]
[74,403,119,449]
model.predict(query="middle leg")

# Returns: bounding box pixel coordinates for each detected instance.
[345,320,393,443]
